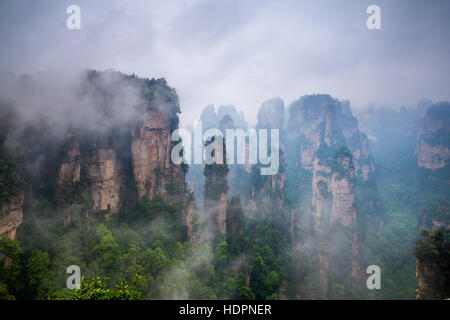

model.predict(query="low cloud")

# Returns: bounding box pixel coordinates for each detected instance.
[0,0,449,126]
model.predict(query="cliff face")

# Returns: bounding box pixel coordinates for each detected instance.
[204,136,229,239]
[0,193,24,240]
[56,134,122,219]
[311,147,360,296]
[287,95,371,297]
[85,147,121,215]
[227,196,244,242]
[415,199,450,299]
[55,72,186,222]
[312,152,356,229]
[420,200,450,232]
[187,105,249,243]
[248,98,286,218]
[415,102,450,170]
[184,193,200,246]
[416,258,447,300]
[416,201,450,300]
[0,135,23,240]
[131,111,185,203]
[288,96,375,181]
[227,196,248,281]
[256,98,284,130]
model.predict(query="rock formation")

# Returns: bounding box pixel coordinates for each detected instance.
[227,196,245,252]
[415,199,450,299]
[55,72,187,222]
[56,135,122,219]
[204,135,229,239]
[248,98,286,219]
[0,193,24,240]
[131,111,185,203]
[0,135,23,240]
[415,257,447,300]
[286,94,372,297]
[415,102,450,170]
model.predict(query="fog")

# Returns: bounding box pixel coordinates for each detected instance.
[0,70,147,146]
[0,0,449,126]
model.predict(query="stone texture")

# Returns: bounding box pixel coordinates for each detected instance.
[287,95,371,297]
[84,147,121,215]
[131,112,184,202]
[416,258,446,300]
[204,136,229,239]
[0,193,24,240]
[415,102,450,170]
[56,136,122,218]
[248,98,286,219]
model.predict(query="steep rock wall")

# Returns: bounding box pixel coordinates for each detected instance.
[55,72,187,223]
[131,111,185,203]
[415,102,450,170]
[249,98,286,219]
[56,135,122,219]
[0,193,24,240]
[287,95,370,297]
[204,136,229,239]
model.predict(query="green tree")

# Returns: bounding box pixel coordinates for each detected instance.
[215,241,229,266]
[0,282,15,300]
[26,249,52,298]
[238,285,255,300]
[72,276,140,300]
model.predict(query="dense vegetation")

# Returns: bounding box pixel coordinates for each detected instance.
[0,136,22,206]
[0,72,448,300]
[0,190,292,300]
[414,228,450,299]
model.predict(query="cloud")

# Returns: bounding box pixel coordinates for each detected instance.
[0,70,147,148]
[0,0,449,126]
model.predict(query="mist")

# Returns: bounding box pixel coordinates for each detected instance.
[1,0,449,126]
[0,0,449,302]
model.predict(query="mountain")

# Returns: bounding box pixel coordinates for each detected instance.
[414,102,450,300]
[0,70,449,300]
[415,199,450,300]
[415,102,450,170]
[0,136,23,240]
[285,94,380,298]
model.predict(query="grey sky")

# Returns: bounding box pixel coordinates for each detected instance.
[0,0,449,126]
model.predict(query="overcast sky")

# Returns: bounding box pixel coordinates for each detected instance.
[0,0,449,126]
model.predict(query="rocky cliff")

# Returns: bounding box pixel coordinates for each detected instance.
[227,196,244,245]
[248,98,286,219]
[415,102,450,170]
[287,96,375,181]
[184,192,200,246]
[420,199,450,232]
[191,104,250,196]
[415,232,450,299]
[415,257,447,300]
[286,94,372,298]
[415,199,450,299]
[0,193,24,240]
[204,135,229,239]
[131,111,185,202]
[56,134,122,220]
[189,104,250,240]
[55,72,187,222]
[0,135,23,240]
